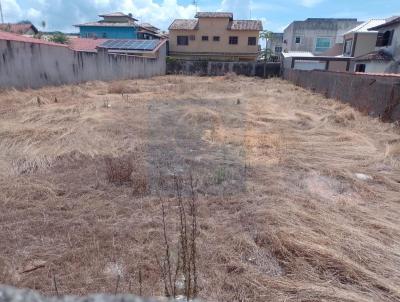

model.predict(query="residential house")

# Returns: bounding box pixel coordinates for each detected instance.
[75,12,139,39]
[168,12,263,61]
[283,18,362,55]
[138,23,166,39]
[354,16,400,73]
[267,33,283,56]
[342,19,386,58]
[0,23,38,36]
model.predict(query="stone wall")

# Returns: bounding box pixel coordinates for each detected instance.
[166,58,281,78]
[0,40,167,89]
[0,285,185,302]
[283,69,400,122]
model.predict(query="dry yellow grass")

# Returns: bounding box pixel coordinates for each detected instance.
[0,75,400,302]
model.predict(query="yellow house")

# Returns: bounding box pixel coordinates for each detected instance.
[168,12,263,61]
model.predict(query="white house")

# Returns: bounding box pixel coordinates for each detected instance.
[353,16,400,73]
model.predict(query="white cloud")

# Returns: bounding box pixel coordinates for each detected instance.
[0,0,198,32]
[1,0,22,21]
[27,8,41,19]
[300,0,324,8]
[221,0,252,19]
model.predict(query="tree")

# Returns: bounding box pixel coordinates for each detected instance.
[17,20,32,24]
[49,32,69,44]
[259,30,274,61]
[259,30,274,78]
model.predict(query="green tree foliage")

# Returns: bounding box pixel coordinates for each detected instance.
[49,32,69,44]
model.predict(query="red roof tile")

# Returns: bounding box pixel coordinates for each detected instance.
[354,50,393,62]
[195,12,233,19]
[0,30,67,47]
[68,38,107,52]
[168,19,199,30]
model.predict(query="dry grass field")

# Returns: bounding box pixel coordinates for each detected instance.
[1,75,400,302]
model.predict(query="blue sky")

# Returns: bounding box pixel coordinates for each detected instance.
[1,0,399,32]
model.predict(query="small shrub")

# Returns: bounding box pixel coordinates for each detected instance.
[214,166,226,185]
[105,156,134,185]
[48,32,69,44]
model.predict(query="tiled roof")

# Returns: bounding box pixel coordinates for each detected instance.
[140,23,159,31]
[0,23,38,35]
[369,16,400,30]
[99,12,128,17]
[354,50,393,62]
[75,22,136,27]
[195,12,233,19]
[229,20,263,31]
[68,38,107,52]
[0,30,67,47]
[169,19,262,31]
[168,19,198,30]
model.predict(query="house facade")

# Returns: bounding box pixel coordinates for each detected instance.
[168,12,262,61]
[342,19,386,58]
[283,18,362,55]
[75,12,139,39]
[354,17,400,73]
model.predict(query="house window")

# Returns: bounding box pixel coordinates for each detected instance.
[275,46,282,53]
[295,36,301,44]
[202,36,209,41]
[376,30,394,47]
[315,37,331,52]
[177,36,189,46]
[229,36,238,45]
[189,35,196,41]
[355,64,366,73]
[344,39,353,56]
[248,37,257,45]
[213,36,220,42]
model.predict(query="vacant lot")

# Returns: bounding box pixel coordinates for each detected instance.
[1,75,400,302]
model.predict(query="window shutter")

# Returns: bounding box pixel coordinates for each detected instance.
[388,30,394,46]
[376,32,384,47]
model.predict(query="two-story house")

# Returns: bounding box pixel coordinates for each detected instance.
[168,12,263,61]
[76,12,140,39]
[342,19,386,58]
[353,16,400,73]
[283,18,362,55]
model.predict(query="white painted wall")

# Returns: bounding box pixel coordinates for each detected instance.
[0,40,166,89]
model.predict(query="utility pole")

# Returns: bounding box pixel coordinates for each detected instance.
[0,0,4,24]
[192,0,198,13]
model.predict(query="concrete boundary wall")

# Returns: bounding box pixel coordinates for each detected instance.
[283,69,400,122]
[167,59,281,78]
[0,40,166,89]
